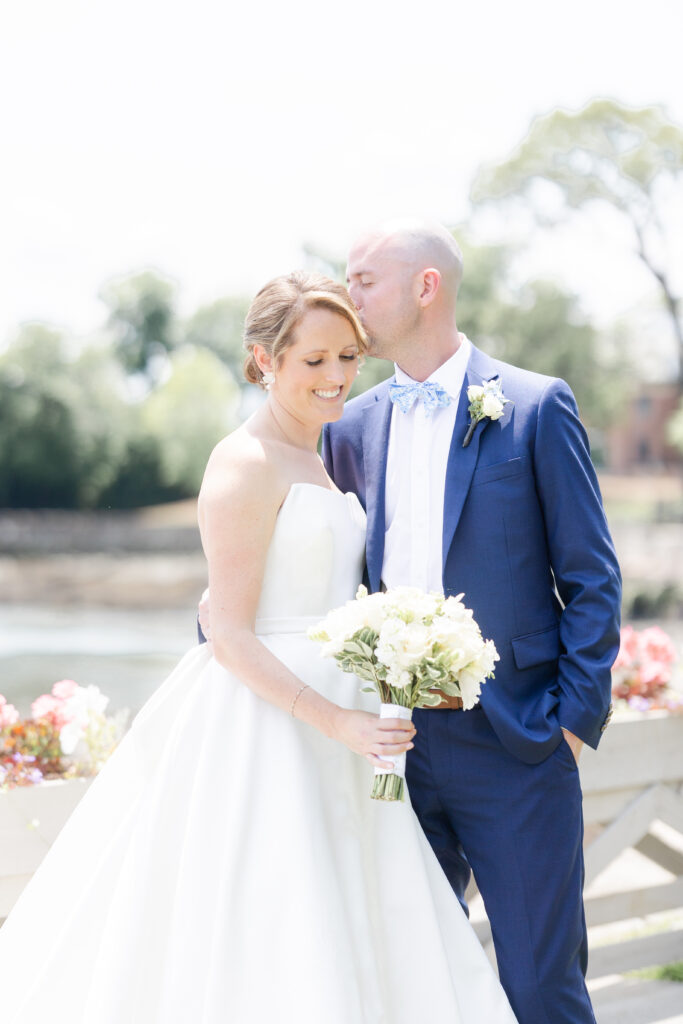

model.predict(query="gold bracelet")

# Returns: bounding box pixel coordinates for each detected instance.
[290,683,309,717]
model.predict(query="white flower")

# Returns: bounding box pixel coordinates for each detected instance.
[463,378,511,447]
[58,685,110,756]
[382,586,442,623]
[64,685,109,726]
[386,668,413,691]
[377,618,433,672]
[482,393,504,419]
[59,721,82,755]
[309,588,388,654]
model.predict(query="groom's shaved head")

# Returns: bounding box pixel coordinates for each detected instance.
[350,220,464,302]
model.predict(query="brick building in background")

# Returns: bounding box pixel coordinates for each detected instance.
[606,383,682,472]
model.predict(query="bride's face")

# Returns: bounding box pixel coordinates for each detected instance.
[271,307,360,423]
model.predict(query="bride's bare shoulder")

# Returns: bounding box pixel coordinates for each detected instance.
[198,426,286,516]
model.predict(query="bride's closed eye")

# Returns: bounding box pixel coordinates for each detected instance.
[305,354,358,366]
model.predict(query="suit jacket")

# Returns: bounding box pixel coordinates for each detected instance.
[322,344,622,763]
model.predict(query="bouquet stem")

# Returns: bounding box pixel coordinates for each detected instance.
[371,772,405,801]
[372,703,412,802]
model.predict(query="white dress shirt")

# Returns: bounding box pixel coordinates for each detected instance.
[382,334,471,594]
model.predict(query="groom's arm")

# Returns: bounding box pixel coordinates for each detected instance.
[533,378,621,750]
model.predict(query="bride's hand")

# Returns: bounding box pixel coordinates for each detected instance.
[332,709,416,769]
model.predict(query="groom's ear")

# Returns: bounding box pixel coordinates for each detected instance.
[417,268,441,307]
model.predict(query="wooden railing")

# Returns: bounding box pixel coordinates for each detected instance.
[469,713,683,977]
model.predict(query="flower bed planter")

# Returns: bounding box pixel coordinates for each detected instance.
[3,713,683,943]
[0,777,92,920]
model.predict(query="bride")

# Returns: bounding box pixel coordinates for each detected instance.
[0,272,517,1023]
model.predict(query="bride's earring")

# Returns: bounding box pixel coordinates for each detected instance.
[262,370,275,390]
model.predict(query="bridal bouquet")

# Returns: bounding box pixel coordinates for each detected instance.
[308,586,499,801]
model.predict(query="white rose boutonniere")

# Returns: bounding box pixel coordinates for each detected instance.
[463,378,511,448]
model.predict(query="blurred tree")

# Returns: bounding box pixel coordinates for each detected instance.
[668,400,683,453]
[301,235,624,423]
[470,99,683,383]
[141,347,240,493]
[302,243,346,282]
[100,270,178,383]
[183,296,251,381]
[0,326,128,507]
[455,236,625,434]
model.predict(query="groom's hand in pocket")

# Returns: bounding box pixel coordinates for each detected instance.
[561,727,583,764]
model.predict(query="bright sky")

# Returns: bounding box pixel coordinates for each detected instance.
[1,0,682,345]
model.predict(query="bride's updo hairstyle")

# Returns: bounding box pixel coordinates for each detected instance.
[243,271,367,389]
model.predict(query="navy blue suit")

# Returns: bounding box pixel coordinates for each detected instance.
[322,344,621,1024]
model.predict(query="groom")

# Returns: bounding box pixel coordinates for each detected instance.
[321,222,621,1024]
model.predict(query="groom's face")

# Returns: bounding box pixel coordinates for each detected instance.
[346,238,419,361]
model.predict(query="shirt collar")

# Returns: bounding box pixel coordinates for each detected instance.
[393,334,471,399]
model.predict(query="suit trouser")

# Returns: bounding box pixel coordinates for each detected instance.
[406,705,594,1024]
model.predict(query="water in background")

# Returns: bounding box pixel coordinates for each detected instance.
[2,603,682,718]
[0,603,200,715]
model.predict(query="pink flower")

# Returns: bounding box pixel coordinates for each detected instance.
[31,693,71,729]
[0,695,19,729]
[640,627,677,667]
[612,625,679,701]
[613,625,638,671]
[52,679,79,700]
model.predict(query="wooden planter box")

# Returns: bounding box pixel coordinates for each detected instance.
[2,713,683,960]
[0,777,92,920]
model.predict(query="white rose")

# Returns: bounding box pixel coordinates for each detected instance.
[467,384,484,401]
[384,587,441,624]
[457,668,484,710]
[386,668,413,691]
[482,394,504,419]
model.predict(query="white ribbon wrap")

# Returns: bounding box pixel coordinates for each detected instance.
[374,703,413,778]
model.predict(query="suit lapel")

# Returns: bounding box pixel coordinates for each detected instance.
[441,346,500,572]
[362,388,393,593]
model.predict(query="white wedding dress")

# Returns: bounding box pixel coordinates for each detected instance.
[0,483,516,1023]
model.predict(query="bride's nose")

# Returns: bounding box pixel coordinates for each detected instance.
[325,363,347,385]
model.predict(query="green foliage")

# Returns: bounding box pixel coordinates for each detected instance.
[471,99,683,211]
[141,347,240,493]
[0,326,129,508]
[630,960,683,983]
[470,99,683,382]
[101,270,178,381]
[668,398,683,452]
[455,236,626,429]
[183,296,251,381]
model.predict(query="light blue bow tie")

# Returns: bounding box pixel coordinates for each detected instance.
[389,380,452,416]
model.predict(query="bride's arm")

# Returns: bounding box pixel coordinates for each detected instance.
[197,446,415,768]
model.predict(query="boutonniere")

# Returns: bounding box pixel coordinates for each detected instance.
[463,379,511,448]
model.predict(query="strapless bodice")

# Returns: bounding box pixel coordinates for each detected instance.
[254,483,366,630]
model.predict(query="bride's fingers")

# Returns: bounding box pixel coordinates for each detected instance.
[383,730,416,744]
[377,722,416,739]
[366,754,396,769]
[378,718,415,731]
[371,741,415,756]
